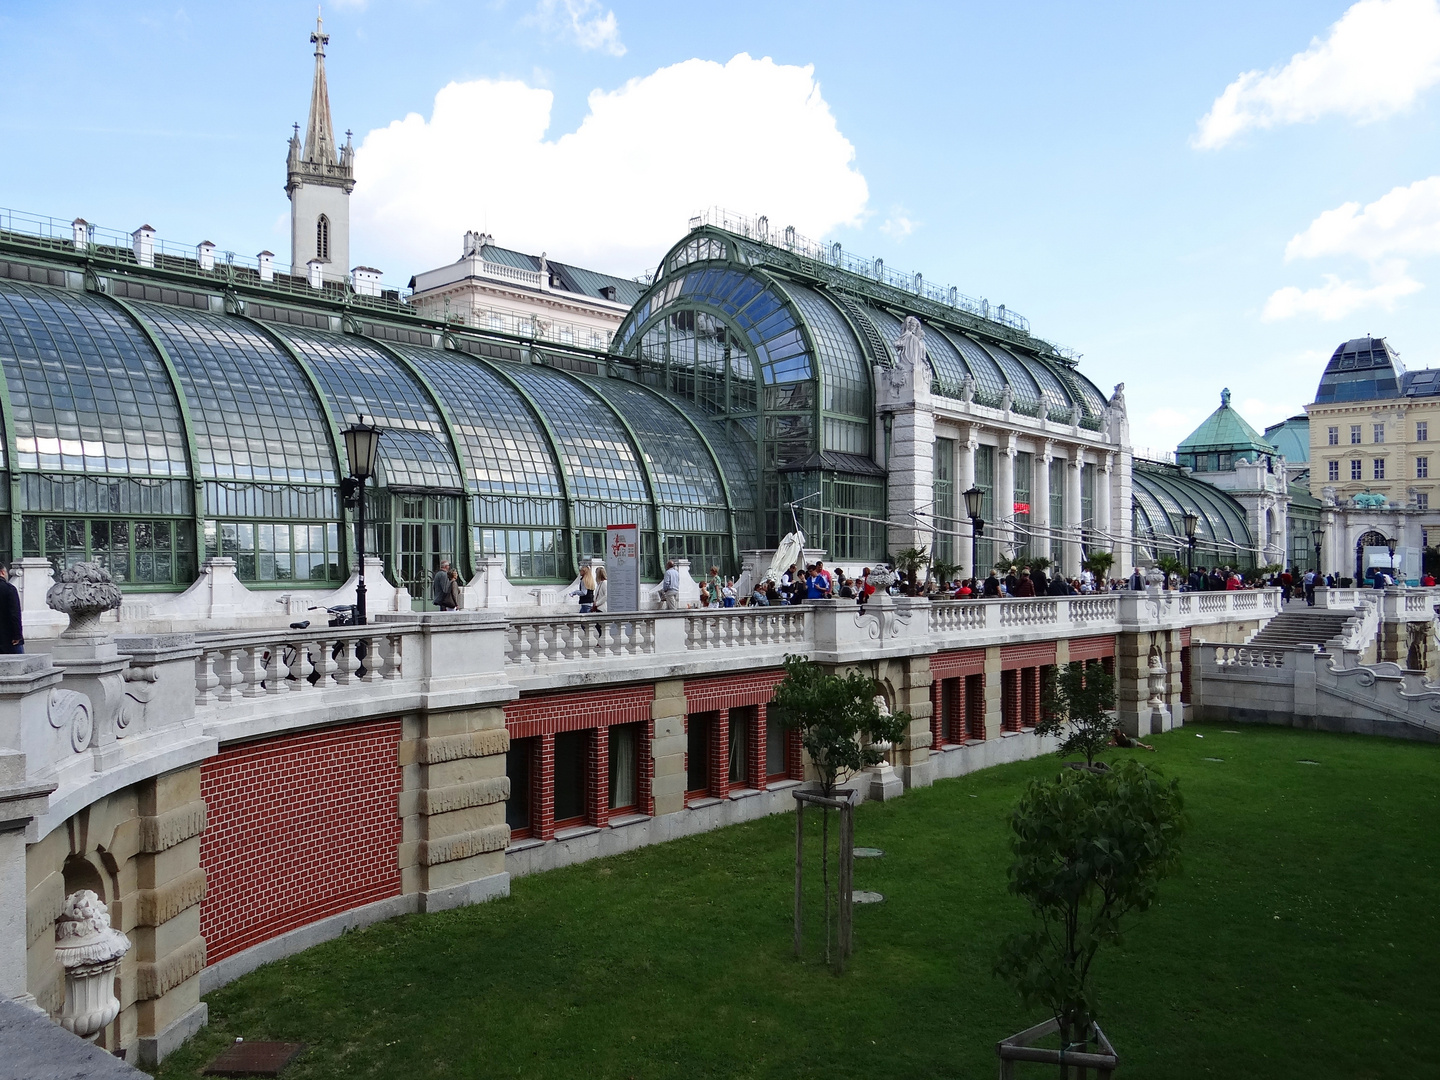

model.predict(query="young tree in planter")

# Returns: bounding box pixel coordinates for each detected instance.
[995,761,1186,1070]
[771,655,910,967]
[1037,661,1117,769]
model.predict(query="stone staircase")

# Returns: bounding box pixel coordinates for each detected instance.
[1245,606,1356,651]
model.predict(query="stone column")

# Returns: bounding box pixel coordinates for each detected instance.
[1065,449,1084,578]
[957,430,978,578]
[887,409,936,555]
[997,436,1016,564]
[894,654,933,790]
[649,679,687,816]
[1114,630,1156,737]
[984,646,1003,740]
[1097,454,1113,539]
[1112,450,1134,576]
[1034,442,1052,567]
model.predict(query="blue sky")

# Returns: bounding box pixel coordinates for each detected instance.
[3,0,1439,453]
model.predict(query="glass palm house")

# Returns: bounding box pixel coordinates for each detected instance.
[0,211,1237,600]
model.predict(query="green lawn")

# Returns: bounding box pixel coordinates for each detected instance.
[153,724,1440,1079]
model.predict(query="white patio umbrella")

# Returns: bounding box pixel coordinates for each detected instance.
[765,531,806,583]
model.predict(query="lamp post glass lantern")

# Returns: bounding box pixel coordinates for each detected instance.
[1387,536,1398,582]
[343,417,382,624]
[963,486,984,581]
[1311,528,1324,577]
[1182,511,1199,575]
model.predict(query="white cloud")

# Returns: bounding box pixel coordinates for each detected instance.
[1262,261,1423,321]
[527,0,625,56]
[352,55,869,277]
[1285,174,1440,260]
[1194,0,1440,149]
[879,210,917,239]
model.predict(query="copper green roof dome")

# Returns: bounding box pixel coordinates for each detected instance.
[1177,388,1277,467]
[1263,415,1309,463]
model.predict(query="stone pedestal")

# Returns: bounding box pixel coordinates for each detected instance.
[867,764,903,802]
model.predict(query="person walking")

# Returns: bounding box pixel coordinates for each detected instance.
[570,565,597,613]
[1302,568,1316,606]
[659,560,681,609]
[0,564,22,654]
[431,559,458,611]
[592,566,607,613]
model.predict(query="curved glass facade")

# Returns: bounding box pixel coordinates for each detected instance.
[1132,461,1257,568]
[0,274,761,594]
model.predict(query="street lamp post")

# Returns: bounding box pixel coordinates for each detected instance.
[1182,511,1199,578]
[963,485,985,583]
[1311,528,1324,578]
[1387,535,1399,585]
[342,417,382,624]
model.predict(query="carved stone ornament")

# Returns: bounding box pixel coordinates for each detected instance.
[46,561,123,636]
[48,687,93,754]
[1109,382,1126,416]
[869,694,893,765]
[54,889,130,1040]
[867,566,898,592]
[999,385,1015,412]
[958,374,976,403]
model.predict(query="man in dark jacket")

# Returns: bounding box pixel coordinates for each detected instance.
[0,564,23,654]
[1032,566,1049,595]
[982,571,1002,598]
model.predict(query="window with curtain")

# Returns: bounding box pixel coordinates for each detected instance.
[729,706,755,788]
[766,714,788,781]
[609,725,638,813]
[687,713,711,796]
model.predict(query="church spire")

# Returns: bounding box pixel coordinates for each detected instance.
[303,10,337,166]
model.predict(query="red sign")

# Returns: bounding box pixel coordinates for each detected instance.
[1013,501,1031,514]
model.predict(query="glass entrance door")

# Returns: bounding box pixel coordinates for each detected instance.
[396,495,458,610]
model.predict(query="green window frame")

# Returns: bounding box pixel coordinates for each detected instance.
[204,520,341,584]
[23,516,197,588]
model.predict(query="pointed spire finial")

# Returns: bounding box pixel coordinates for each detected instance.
[311,6,328,57]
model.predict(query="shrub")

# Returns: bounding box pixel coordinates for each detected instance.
[1037,661,1117,768]
[995,761,1186,1050]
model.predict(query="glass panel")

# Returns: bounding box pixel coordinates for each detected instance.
[132,303,336,484]
[766,716,787,777]
[687,713,711,794]
[609,725,638,811]
[553,730,588,824]
[506,740,532,832]
[0,281,186,476]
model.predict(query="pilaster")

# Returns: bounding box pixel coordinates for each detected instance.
[649,680,688,817]
[402,706,511,913]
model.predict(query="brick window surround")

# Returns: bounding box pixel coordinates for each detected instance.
[505,686,655,840]
[684,671,798,803]
[200,719,402,965]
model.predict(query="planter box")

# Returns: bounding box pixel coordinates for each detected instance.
[998,1017,1118,1079]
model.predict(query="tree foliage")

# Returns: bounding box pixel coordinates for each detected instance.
[1154,555,1185,579]
[771,655,910,796]
[1037,661,1117,768]
[995,762,1186,1047]
[1081,550,1114,581]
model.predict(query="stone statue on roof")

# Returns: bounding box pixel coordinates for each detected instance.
[1221,387,1231,408]
[1109,382,1126,415]
[894,316,927,372]
[958,374,976,404]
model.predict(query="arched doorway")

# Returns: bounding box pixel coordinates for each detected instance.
[1356,529,1388,583]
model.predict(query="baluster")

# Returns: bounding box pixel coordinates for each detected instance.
[310,635,336,687]
[239,645,266,698]
[335,636,359,685]
[265,639,290,696]
[357,633,377,682]
[195,650,218,707]
[213,647,241,702]
[288,636,313,690]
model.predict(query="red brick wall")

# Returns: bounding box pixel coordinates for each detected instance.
[505,686,654,738]
[1068,634,1117,663]
[685,670,785,712]
[200,719,402,964]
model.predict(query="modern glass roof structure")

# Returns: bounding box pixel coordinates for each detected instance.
[1132,460,1257,568]
[1313,337,1405,403]
[613,220,1110,557]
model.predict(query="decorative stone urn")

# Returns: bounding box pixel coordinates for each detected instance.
[1146,643,1172,734]
[47,561,123,637]
[867,693,903,801]
[54,889,130,1041]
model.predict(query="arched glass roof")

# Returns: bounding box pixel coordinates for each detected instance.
[778,284,870,417]
[933,326,1008,402]
[272,327,462,489]
[503,365,651,527]
[384,344,561,499]
[987,341,1073,416]
[1132,462,1254,563]
[616,267,814,386]
[0,281,186,476]
[131,302,336,484]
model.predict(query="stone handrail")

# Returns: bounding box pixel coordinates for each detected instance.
[505,613,658,666]
[192,623,412,708]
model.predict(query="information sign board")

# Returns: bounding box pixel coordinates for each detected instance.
[606,524,640,613]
